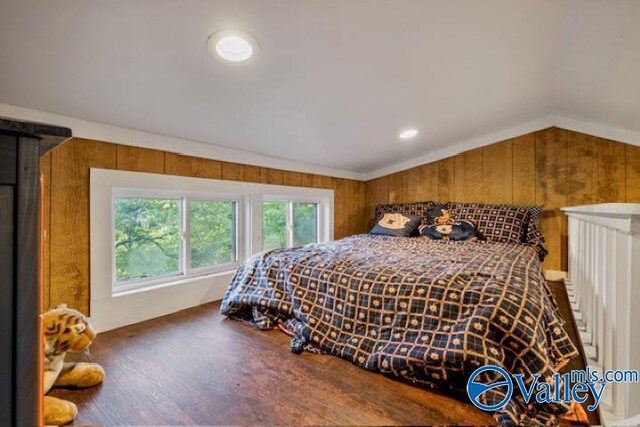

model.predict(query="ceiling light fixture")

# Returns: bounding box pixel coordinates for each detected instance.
[207,30,257,63]
[399,129,418,140]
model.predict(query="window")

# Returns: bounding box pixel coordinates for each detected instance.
[293,202,318,246]
[262,200,319,250]
[262,201,287,251]
[189,200,237,269]
[114,197,181,283]
[113,193,239,291]
[94,169,332,300]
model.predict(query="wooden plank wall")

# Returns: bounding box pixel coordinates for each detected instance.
[41,138,367,314]
[366,127,638,271]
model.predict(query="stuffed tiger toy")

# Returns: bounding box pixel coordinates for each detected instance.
[43,305,105,425]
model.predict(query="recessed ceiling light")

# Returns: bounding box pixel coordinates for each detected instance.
[399,129,418,140]
[207,30,257,63]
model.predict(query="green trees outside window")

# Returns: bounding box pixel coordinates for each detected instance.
[114,195,320,285]
[262,201,318,251]
[190,201,236,269]
[262,201,287,251]
[114,198,181,282]
[114,197,237,284]
[293,203,317,246]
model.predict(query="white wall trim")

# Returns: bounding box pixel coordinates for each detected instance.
[543,269,568,282]
[364,115,640,181]
[554,116,640,148]
[4,102,640,184]
[363,116,556,180]
[0,103,366,181]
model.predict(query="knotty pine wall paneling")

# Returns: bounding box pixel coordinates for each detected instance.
[41,138,367,314]
[365,127,640,272]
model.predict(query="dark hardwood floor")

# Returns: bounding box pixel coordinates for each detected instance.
[49,282,596,426]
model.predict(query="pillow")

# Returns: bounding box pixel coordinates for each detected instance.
[492,204,547,260]
[375,202,448,228]
[419,218,485,242]
[369,212,421,237]
[448,202,530,244]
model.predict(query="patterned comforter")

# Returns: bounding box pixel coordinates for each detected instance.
[220,235,577,426]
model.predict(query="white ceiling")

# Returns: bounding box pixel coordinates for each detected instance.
[0,1,638,176]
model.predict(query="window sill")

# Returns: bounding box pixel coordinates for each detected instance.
[112,267,238,298]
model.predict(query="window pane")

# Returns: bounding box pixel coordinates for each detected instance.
[190,201,236,269]
[263,201,286,251]
[293,203,318,246]
[114,198,181,283]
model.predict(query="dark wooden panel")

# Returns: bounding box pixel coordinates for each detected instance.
[261,168,284,185]
[50,139,116,313]
[388,171,407,203]
[333,178,347,239]
[364,176,389,227]
[165,152,222,179]
[511,133,536,205]
[482,139,512,204]
[40,153,52,309]
[312,174,333,189]
[626,144,640,202]
[282,170,302,187]
[0,135,17,185]
[453,149,483,202]
[243,165,262,183]
[535,128,567,271]
[416,163,439,201]
[0,186,14,427]
[596,139,626,203]
[221,162,245,181]
[15,137,41,427]
[436,158,455,201]
[116,145,165,173]
[566,131,597,206]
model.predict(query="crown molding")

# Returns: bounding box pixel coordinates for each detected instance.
[554,116,640,147]
[363,116,556,180]
[363,115,640,181]
[0,103,366,181]
[3,102,640,183]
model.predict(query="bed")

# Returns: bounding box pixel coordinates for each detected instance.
[220,203,578,426]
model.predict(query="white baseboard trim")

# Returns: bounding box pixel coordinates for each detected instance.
[90,273,231,333]
[544,269,568,281]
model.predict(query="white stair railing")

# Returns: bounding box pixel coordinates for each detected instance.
[563,204,640,425]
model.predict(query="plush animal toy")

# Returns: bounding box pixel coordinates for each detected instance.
[420,208,485,242]
[43,305,104,425]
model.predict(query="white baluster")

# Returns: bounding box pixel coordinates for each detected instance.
[562,204,640,422]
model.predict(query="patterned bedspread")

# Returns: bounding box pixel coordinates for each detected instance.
[220,235,577,426]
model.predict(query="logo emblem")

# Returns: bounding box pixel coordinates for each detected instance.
[467,365,513,411]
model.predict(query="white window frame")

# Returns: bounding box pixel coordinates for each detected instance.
[111,189,244,293]
[90,168,333,332]
[263,196,322,249]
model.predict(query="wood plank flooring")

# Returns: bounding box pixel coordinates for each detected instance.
[49,282,595,426]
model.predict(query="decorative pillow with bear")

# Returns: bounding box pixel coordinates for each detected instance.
[448,202,530,244]
[419,208,485,241]
[375,201,448,229]
[369,212,421,237]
